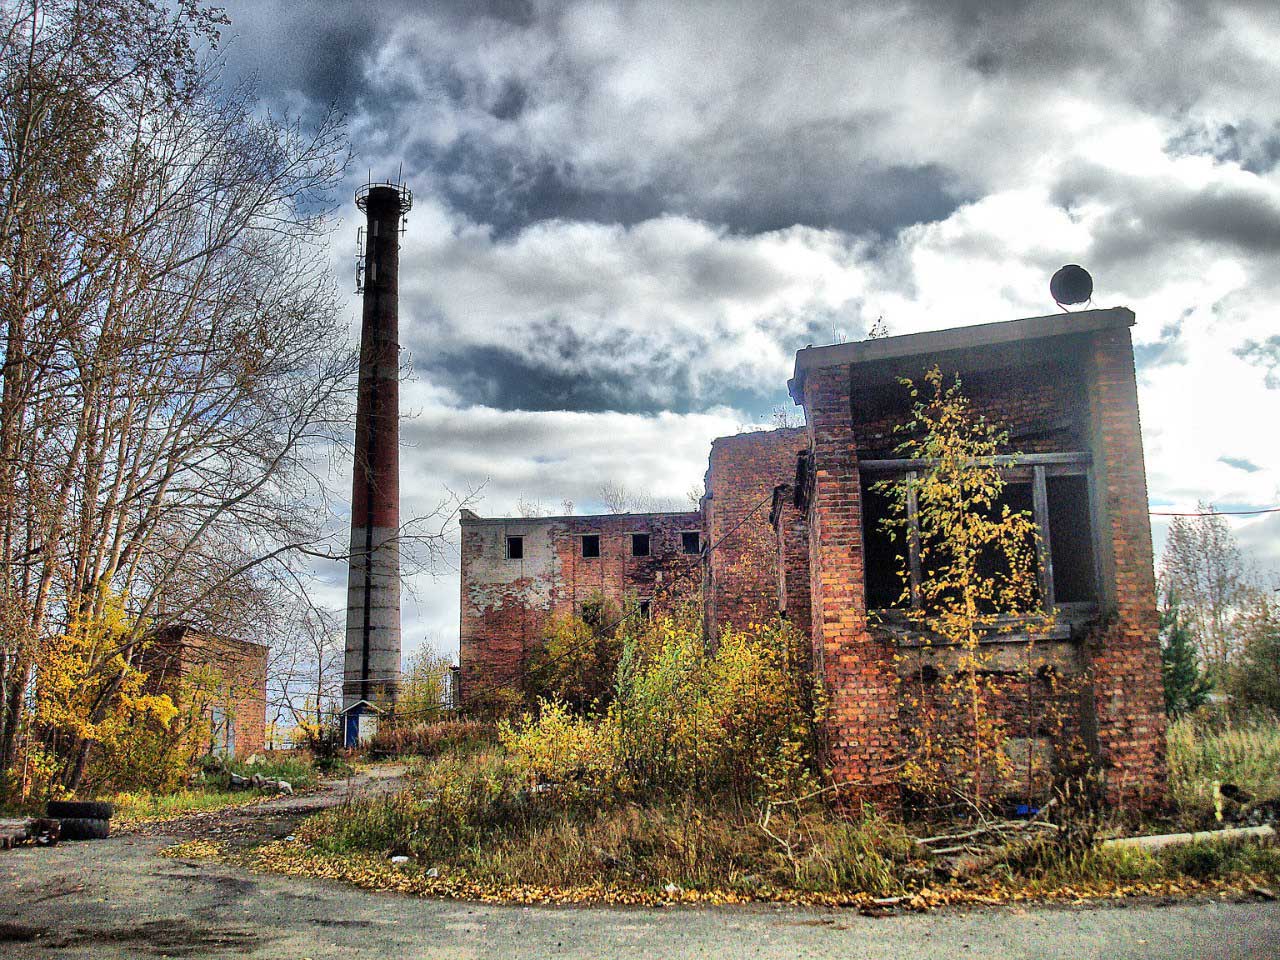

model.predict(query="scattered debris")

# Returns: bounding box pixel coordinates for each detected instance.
[0,817,61,849]
[914,813,1061,879]
[1100,825,1276,853]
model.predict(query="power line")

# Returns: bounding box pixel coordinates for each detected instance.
[1150,506,1280,517]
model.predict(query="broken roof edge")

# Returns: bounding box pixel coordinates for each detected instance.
[459,508,701,526]
[788,306,1135,403]
[150,624,270,653]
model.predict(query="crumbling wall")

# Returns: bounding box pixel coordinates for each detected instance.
[799,324,1167,810]
[459,510,702,704]
[771,483,813,642]
[1081,325,1168,805]
[704,428,809,637]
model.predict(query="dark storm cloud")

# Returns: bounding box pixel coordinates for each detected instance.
[701,158,966,238]
[916,0,1247,112]
[418,138,963,238]
[418,344,694,414]
[217,0,537,109]
[417,140,668,238]
[1053,163,1280,263]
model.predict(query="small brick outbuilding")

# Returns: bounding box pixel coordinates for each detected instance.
[459,307,1167,807]
[145,625,268,757]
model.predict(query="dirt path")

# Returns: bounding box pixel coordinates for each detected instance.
[1,763,1277,959]
[124,762,409,850]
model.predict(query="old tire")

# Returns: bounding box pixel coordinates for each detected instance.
[58,817,110,841]
[47,800,114,820]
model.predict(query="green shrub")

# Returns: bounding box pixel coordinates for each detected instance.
[610,601,820,801]
[524,593,629,713]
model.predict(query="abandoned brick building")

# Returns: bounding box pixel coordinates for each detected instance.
[459,307,1167,804]
[145,626,268,757]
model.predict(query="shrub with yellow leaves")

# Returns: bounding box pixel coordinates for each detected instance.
[498,698,620,789]
[30,586,214,796]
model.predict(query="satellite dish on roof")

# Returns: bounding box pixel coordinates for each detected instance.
[1050,264,1093,308]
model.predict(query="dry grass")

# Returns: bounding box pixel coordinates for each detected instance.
[1167,713,1280,827]
[299,748,913,897]
[368,719,495,761]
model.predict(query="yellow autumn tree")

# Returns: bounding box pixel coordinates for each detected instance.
[877,367,1055,811]
[33,587,186,796]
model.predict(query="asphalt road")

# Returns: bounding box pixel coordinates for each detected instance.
[1,772,1277,959]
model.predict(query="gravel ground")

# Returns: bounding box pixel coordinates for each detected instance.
[1,765,1277,959]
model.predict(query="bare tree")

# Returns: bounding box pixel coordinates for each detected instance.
[266,604,343,738]
[0,0,366,789]
[597,480,684,514]
[1159,504,1255,678]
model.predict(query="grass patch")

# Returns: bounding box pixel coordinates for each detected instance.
[1168,713,1280,827]
[222,753,321,789]
[297,749,920,899]
[111,787,268,824]
[283,729,1280,906]
[113,753,325,824]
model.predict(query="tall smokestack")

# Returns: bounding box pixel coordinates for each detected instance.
[343,180,411,725]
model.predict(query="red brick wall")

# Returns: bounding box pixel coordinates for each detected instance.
[772,485,813,642]
[145,629,267,757]
[849,347,1089,458]
[704,428,808,637]
[802,366,902,805]
[1082,327,1168,805]
[459,510,702,703]
[800,325,1167,810]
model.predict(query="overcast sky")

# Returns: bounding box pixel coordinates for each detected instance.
[215,0,1280,659]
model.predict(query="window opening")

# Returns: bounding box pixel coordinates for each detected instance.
[581,534,600,558]
[860,454,1097,614]
[506,535,524,560]
[631,533,650,557]
[1046,474,1097,602]
[681,531,701,555]
[638,599,652,619]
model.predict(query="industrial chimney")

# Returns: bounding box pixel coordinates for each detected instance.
[342,179,411,742]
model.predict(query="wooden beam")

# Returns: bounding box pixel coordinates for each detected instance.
[1032,465,1055,612]
[906,471,922,611]
[859,452,1091,473]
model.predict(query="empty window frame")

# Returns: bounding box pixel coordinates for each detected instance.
[681,531,701,555]
[631,533,650,557]
[505,535,524,560]
[638,599,652,619]
[859,453,1097,612]
[581,534,601,558]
